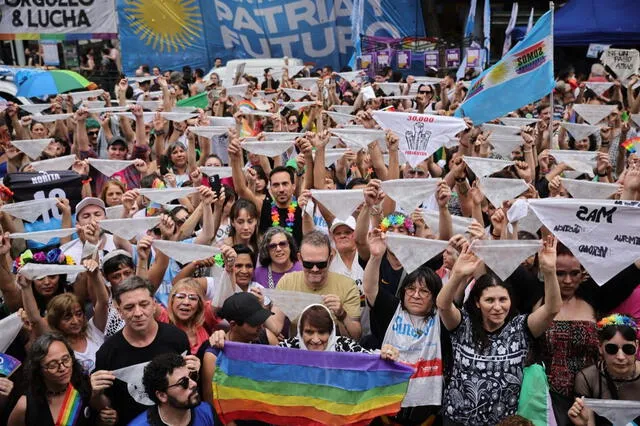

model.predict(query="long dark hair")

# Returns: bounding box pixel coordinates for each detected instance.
[464,273,517,351]
[228,198,260,252]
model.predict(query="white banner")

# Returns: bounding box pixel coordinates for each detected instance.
[0,0,117,35]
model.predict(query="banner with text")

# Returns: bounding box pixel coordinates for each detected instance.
[117,0,425,75]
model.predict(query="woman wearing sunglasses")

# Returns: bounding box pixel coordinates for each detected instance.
[254,227,301,289]
[569,314,640,426]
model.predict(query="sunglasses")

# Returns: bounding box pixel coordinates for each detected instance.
[418,91,432,95]
[87,131,99,137]
[288,120,298,125]
[166,371,199,390]
[268,241,288,251]
[173,293,199,301]
[604,343,637,356]
[301,259,329,270]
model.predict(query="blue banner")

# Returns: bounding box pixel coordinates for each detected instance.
[117,0,424,75]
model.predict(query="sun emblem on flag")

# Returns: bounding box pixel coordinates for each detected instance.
[485,61,509,86]
[123,0,202,52]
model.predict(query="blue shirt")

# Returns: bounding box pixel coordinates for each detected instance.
[128,402,215,426]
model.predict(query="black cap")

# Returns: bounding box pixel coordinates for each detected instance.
[218,292,273,327]
[107,136,128,148]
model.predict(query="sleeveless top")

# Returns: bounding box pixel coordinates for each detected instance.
[25,383,92,426]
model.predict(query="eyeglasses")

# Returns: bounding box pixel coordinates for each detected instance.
[173,293,199,301]
[288,120,298,125]
[87,131,99,137]
[42,355,72,372]
[268,241,289,251]
[405,286,431,298]
[301,259,329,270]
[604,343,637,356]
[166,371,199,390]
[556,270,582,278]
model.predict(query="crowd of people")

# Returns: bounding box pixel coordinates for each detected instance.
[0,57,638,426]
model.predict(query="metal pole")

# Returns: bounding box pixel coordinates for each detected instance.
[548,1,555,149]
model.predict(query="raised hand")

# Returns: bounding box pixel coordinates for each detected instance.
[538,235,557,275]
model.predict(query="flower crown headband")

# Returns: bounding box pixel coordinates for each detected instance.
[379,213,415,234]
[596,314,638,331]
[13,248,75,274]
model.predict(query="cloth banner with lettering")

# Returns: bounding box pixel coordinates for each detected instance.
[116,0,425,75]
[0,0,117,38]
[528,198,640,285]
[601,48,640,82]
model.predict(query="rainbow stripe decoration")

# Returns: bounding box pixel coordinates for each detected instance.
[212,342,414,425]
[621,137,640,153]
[55,384,82,426]
[0,353,21,378]
[0,34,116,41]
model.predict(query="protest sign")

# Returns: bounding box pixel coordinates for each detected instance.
[586,43,610,59]
[446,49,461,68]
[424,51,439,69]
[397,50,411,69]
[601,48,640,82]
[467,48,480,68]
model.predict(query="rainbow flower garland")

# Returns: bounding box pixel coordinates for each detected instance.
[271,197,298,234]
[379,213,415,234]
[12,248,75,274]
[597,314,638,331]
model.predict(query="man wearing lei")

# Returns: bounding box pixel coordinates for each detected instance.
[228,131,314,246]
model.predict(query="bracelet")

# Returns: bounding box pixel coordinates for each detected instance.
[154,129,165,136]
[81,177,92,185]
[336,310,347,322]
[596,171,608,177]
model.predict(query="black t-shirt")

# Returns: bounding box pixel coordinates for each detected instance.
[369,286,401,344]
[94,322,190,426]
[259,196,303,246]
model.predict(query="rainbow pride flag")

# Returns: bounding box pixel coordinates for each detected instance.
[0,353,21,377]
[212,342,414,425]
[621,137,640,153]
[55,384,83,426]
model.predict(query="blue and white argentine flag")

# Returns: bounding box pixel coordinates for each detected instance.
[455,10,555,125]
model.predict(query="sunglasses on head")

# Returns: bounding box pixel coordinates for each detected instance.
[301,259,329,270]
[604,343,637,356]
[166,371,199,390]
[268,241,288,251]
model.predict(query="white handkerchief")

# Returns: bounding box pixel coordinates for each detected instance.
[278,65,305,79]
[199,166,232,178]
[226,84,249,97]
[385,233,448,273]
[147,91,163,99]
[572,104,616,124]
[488,135,524,158]
[583,398,640,426]
[548,150,596,176]
[114,112,156,124]
[478,177,528,207]
[286,101,316,111]
[80,100,105,109]
[31,113,72,123]
[262,132,304,141]
[100,217,161,240]
[336,70,366,82]
[584,82,614,96]
[332,105,356,114]
[324,111,355,126]
[507,198,530,224]
[243,110,273,117]
[516,209,543,235]
[310,189,364,221]
[138,100,162,111]
[30,155,76,172]
[171,106,196,113]
[462,156,514,177]
[321,149,349,168]
[380,95,416,100]
[422,210,475,236]
[294,77,318,90]
[262,289,323,321]
[70,89,104,102]
[500,117,539,127]
[126,76,154,83]
[481,123,522,135]
[11,138,52,159]
[0,313,24,353]
[529,198,640,285]
[560,178,619,200]
[413,76,442,85]
[372,111,466,168]
[376,82,404,95]
[160,112,197,122]
[106,205,125,219]
[381,179,441,213]
[138,187,198,204]
[327,137,341,148]
[631,113,640,128]
[241,141,294,157]
[331,128,385,148]
[112,361,154,406]
[87,106,129,113]
[19,263,87,280]
[470,240,541,281]
[89,159,134,177]
[209,116,235,127]
[10,228,76,244]
[361,86,376,100]
[337,136,368,152]
[560,122,600,141]
[187,126,228,139]
[152,240,220,264]
[282,88,312,101]
[0,198,59,222]
[19,104,51,115]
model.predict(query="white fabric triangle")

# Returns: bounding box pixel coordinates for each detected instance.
[152,240,220,264]
[89,159,134,177]
[548,150,596,176]
[286,101,316,111]
[377,83,404,95]
[241,141,294,157]
[138,100,162,111]
[413,76,442,85]
[171,106,196,113]
[478,177,528,207]
[277,65,305,80]
[209,116,235,127]
[324,111,355,126]
[294,77,318,90]
[470,240,541,281]
[87,106,129,113]
[332,105,356,114]
[488,135,524,158]
[380,95,415,100]
[372,111,466,168]
[112,360,154,406]
[81,100,105,109]
[126,76,154,83]
[30,155,76,172]
[138,187,198,204]
[106,205,125,219]
[462,156,514,177]
[310,189,364,221]
[631,113,640,128]
[31,113,72,123]
[282,88,312,101]
[226,84,249,97]
[327,137,341,148]
[19,104,51,114]
[572,104,616,125]
[114,112,155,124]
[336,136,368,152]
[244,110,273,117]
[385,233,448,274]
[10,228,76,244]
[262,289,323,321]
[361,86,376,101]
[188,126,228,139]
[331,128,385,147]
[100,217,161,240]
[422,210,475,236]
[506,199,543,234]
[500,117,540,127]
[253,92,279,102]
[321,149,349,167]
[0,313,24,353]
[381,179,441,213]
[584,82,614,96]
[560,122,600,141]
[584,398,640,426]
[560,178,619,200]
[262,132,304,141]
[70,89,104,102]
[481,123,521,135]
[18,263,87,280]
[199,166,232,178]
[529,198,640,285]
[0,198,59,222]
[336,70,366,82]
[516,209,543,235]
[160,112,197,122]
[11,138,52,159]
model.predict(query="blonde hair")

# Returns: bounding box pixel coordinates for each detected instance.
[46,293,86,335]
[168,278,205,328]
